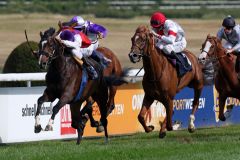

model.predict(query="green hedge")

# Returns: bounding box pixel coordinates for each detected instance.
[1,1,240,19]
[0,41,46,87]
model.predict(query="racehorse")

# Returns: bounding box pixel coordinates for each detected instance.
[37,27,123,131]
[128,25,204,138]
[34,30,125,144]
[198,35,240,121]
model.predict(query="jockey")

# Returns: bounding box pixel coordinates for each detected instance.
[63,16,111,68]
[217,16,240,54]
[217,15,240,75]
[150,12,186,55]
[57,29,98,79]
[150,12,190,70]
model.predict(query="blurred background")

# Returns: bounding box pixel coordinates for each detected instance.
[0,0,239,71]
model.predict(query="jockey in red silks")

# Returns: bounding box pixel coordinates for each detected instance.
[62,16,111,68]
[150,12,190,66]
[150,12,186,55]
[57,28,99,79]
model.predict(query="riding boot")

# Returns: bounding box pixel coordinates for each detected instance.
[171,51,191,70]
[82,57,98,80]
[91,50,111,68]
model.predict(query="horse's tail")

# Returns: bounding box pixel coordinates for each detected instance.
[103,68,132,86]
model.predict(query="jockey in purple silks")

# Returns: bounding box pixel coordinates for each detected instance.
[63,16,111,68]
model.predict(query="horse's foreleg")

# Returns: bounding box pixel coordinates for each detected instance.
[165,99,173,131]
[218,95,227,121]
[81,98,99,128]
[35,92,53,133]
[188,88,202,133]
[45,98,69,131]
[138,96,154,133]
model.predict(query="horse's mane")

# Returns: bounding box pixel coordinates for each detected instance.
[42,27,56,40]
[136,25,149,33]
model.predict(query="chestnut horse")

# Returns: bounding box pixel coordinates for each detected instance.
[198,35,240,121]
[34,29,125,144]
[128,25,204,138]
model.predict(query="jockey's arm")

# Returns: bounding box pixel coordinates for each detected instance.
[216,28,224,41]
[161,34,176,44]
[61,34,82,49]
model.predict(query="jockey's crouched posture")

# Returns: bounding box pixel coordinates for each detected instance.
[217,15,240,78]
[63,16,111,69]
[150,12,192,76]
[57,29,98,80]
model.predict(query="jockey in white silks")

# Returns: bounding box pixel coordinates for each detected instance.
[57,28,99,79]
[150,12,191,75]
[150,12,186,56]
[63,16,111,68]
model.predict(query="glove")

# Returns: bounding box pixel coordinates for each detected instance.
[97,32,103,39]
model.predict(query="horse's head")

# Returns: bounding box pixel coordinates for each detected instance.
[38,34,63,69]
[38,28,58,69]
[129,25,153,63]
[198,34,222,63]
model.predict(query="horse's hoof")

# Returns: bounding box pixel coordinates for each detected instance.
[159,132,166,139]
[219,116,226,121]
[91,121,99,128]
[167,126,173,131]
[188,127,195,133]
[44,125,53,131]
[104,137,109,144]
[34,125,42,133]
[96,125,104,133]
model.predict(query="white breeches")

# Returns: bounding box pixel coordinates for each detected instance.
[156,37,187,55]
[72,41,99,59]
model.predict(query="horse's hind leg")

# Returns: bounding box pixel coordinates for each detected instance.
[81,98,99,127]
[138,95,154,133]
[106,86,117,116]
[95,88,109,143]
[188,87,202,133]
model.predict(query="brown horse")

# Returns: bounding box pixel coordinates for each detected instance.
[36,27,123,131]
[198,35,240,121]
[34,29,125,144]
[128,25,204,138]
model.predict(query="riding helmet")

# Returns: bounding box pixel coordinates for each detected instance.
[222,16,236,29]
[71,16,86,29]
[60,30,74,42]
[150,12,166,28]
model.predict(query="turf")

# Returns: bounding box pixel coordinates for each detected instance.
[1,125,240,160]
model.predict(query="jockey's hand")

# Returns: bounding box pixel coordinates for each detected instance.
[97,32,103,39]
[226,49,233,55]
[150,30,161,39]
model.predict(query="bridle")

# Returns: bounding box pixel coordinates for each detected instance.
[129,31,151,63]
[39,36,64,68]
[200,36,228,63]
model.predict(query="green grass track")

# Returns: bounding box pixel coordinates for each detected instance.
[1,125,240,160]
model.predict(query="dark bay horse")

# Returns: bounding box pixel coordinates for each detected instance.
[128,25,204,138]
[37,27,123,131]
[198,35,240,121]
[35,31,125,144]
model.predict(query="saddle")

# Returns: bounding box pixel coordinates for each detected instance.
[167,51,192,77]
